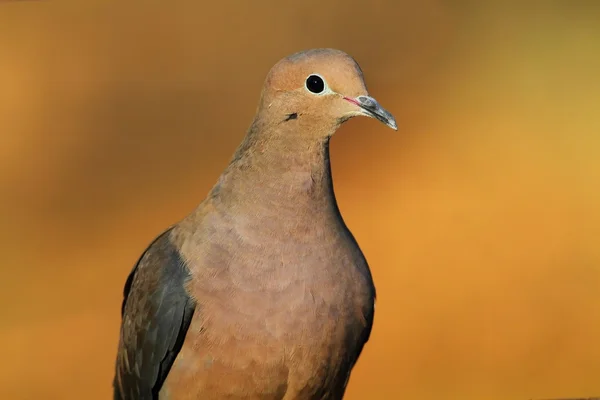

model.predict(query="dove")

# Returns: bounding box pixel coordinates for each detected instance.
[114,48,397,400]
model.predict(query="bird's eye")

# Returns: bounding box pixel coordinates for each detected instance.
[305,74,325,94]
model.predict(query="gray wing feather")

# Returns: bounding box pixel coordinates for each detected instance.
[113,228,196,400]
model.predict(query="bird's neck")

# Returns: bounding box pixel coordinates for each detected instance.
[208,117,340,217]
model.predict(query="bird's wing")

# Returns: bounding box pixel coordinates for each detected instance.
[113,228,196,400]
[334,240,377,398]
[356,298,375,359]
[333,297,375,399]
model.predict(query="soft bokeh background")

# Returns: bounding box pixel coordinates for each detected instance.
[1,1,599,399]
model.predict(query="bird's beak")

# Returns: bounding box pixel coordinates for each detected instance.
[344,95,397,131]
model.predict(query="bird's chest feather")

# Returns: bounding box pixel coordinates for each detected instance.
[165,225,374,399]
[192,234,370,349]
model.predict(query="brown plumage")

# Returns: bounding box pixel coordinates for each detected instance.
[113,48,397,400]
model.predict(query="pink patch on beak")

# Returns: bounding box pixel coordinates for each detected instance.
[343,96,361,107]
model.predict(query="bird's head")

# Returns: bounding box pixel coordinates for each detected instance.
[257,48,397,136]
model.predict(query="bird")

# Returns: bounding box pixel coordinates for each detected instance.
[113,48,397,400]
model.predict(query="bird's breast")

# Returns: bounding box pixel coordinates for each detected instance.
[189,234,371,336]
[168,216,374,399]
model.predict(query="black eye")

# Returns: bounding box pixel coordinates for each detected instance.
[306,75,325,94]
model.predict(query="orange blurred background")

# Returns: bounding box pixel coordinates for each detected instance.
[1,1,599,399]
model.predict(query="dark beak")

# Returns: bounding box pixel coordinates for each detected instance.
[345,95,397,130]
